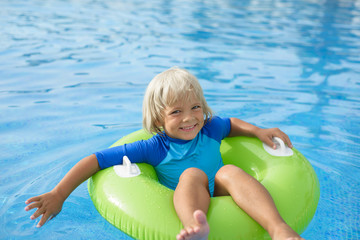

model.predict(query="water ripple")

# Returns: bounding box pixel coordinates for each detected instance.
[1,0,360,239]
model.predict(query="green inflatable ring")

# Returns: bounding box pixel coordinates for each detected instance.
[88,129,320,240]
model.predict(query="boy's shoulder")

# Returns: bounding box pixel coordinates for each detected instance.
[204,116,230,128]
[202,116,231,141]
[140,133,170,148]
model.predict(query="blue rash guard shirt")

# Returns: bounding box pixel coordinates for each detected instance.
[95,116,231,196]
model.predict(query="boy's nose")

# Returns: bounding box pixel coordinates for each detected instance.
[182,111,194,122]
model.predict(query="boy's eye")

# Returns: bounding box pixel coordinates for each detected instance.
[171,110,180,115]
[192,105,201,110]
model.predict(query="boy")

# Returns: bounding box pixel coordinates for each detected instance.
[26,67,303,240]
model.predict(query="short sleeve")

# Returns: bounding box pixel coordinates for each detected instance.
[202,116,231,143]
[94,135,168,169]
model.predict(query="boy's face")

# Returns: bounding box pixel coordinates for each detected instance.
[161,94,204,140]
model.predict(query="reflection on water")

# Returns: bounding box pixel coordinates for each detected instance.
[0,0,359,239]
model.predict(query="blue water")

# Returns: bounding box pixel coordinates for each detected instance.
[1,0,359,239]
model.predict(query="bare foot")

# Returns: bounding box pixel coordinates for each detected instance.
[271,223,305,240]
[176,210,209,240]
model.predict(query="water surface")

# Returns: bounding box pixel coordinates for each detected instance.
[1,0,359,239]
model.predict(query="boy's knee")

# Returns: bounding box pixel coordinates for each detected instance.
[179,168,209,185]
[216,164,245,183]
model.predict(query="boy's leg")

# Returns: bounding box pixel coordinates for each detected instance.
[214,165,304,240]
[173,168,210,240]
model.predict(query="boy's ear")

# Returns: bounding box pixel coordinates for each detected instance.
[155,119,162,127]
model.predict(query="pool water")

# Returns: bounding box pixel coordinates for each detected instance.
[1,0,359,239]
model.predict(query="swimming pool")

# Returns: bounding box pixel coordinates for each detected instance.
[1,0,359,239]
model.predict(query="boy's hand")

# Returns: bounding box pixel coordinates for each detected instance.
[25,189,64,228]
[254,128,293,149]
[24,154,100,228]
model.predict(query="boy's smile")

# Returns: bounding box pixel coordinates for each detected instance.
[161,94,204,140]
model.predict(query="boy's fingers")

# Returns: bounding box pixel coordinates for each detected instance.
[264,137,276,149]
[278,133,292,148]
[272,129,293,149]
[31,207,45,220]
[25,201,42,211]
[37,214,49,227]
[25,196,40,205]
[284,135,293,148]
[37,212,55,228]
[260,128,293,149]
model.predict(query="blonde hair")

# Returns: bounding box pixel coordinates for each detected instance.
[143,67,213,134]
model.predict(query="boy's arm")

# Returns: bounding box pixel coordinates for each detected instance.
[25,154,100,227]
[228,117,293,149]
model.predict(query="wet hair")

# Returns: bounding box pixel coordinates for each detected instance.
[142,67,213,134]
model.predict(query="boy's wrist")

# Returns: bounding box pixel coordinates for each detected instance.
[52,186,68,202]
[251,126,262,138]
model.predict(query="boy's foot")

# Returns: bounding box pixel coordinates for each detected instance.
[271,222,305,240]
[176,210,209,240]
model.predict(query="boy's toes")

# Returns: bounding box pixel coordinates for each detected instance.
[177,229,188,240]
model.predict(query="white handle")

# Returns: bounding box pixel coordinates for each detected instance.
[263,137,293,157]
[123,156,131,173]
[114,156,141,178]
[273,137,286,154]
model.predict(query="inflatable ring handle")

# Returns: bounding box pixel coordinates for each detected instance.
[263,137,293,156]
